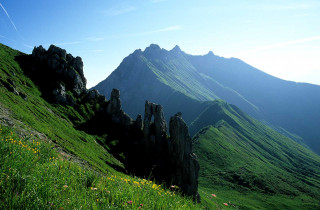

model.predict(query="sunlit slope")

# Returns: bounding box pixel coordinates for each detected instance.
[95,44,320,154]
[188,53,320,154]
[192,100,320,209]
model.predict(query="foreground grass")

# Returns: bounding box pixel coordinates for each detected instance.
[192,101,320,209]
[0,125,205,209]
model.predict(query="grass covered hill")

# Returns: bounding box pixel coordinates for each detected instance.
[192,100,320,209]
[1,42,320,209]
[0,43,209,209]
[94,44,320,155]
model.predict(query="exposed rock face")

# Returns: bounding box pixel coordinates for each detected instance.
[106,89,133,127]
[139,100,199,200]
[135,114,143,130]
[143,101,167,150]
[102,90,200,200]
[32,45,87,98]
[169,113,200,199]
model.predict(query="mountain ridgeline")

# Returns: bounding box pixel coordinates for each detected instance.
[0,44,200,200]
[1,43,320,209]
[192,100,320,209]
[94,44,320,154]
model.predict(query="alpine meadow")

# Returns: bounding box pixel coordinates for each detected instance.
[1,1,320,209]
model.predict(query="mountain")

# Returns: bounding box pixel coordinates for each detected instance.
[2,42,320,209]
[0,43,203,208]
[192,100,320,209]
[94,44,320,154]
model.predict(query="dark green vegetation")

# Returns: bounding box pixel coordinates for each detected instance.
[94,44,320,154]
[192,100,320,209]
[0,43,209,209]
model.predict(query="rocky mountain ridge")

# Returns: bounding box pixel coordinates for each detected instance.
[94,43,320,154]
[17,45,200,200]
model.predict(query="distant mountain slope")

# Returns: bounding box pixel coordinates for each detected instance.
[94,44,258,125]
[94,44,320,154]
[192,100,320,209]
[188,53,320,154]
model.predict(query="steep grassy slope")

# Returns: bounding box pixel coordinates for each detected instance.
[192,100,320,209]
[0,43,120,173]
[94,44,320,154]
[0,125,205,209]
[0,43,207,209]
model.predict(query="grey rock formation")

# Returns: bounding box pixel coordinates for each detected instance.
[84,89,99,102]
[169,113,200,200]
[143,101,167,145]
[52,83,66,104]
[32,45,87,98]
[140,100,199,200]
[107,89,121,114]
[135,114,143,130]
[106,89,133,127]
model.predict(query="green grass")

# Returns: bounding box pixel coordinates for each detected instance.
[192,100,320,209]
[0,125,205,209]
[0,43,120,174]
[0,43,208,209]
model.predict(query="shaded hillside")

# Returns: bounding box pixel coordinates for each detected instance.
[94,44,320,154]
[192,100,320,209]
[94,44,258,125]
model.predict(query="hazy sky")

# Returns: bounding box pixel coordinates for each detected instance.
[1,0,319,88]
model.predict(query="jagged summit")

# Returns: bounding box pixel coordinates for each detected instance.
[144,44,162,52]
[207,51,214,56]
[171,45,182,53]
[143,44,185,57]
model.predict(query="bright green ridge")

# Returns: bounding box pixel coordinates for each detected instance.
[192,100,320,209]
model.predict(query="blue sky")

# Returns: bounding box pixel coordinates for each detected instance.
[0,0,319,88]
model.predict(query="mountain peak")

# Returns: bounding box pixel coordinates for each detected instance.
[207,51,214,56]
[171,45,182,53]
[145,44,161,52]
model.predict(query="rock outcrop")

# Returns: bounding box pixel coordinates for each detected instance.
[103,89,200,200]
[169,113,200,199]
[143,101,167,153]
[32,45,87,103]
[106,89,133,127]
